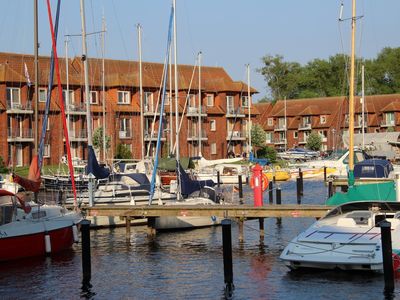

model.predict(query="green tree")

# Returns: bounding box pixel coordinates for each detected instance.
[306,132,322,151]
[92,127,111,151]
[0,156,8,173]
[115,144,132,159]
[256,146,277,163]
[251,124,266,147]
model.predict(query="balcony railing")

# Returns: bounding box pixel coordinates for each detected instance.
[226,130,246,140]
[7,128,34,142]
[6,101,33,114]
[186,105,207,117]
[298,123,312,130]
[226,107,246,117]
[144,132,166,141]
[66,103,86,114]
[119,130,132,139]
[143,105,163,115]
[273,138,286,145]
[274,124,286,131]
[187,129,208,141]
[68,129,87,141]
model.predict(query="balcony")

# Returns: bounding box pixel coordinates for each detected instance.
[7,128,34,142]
[119,130,132,139]
[144,132,166,141]
[273,138,286,145]
[354,120,367,129]
[6,101,33,114]
[274,124,286,132]
[186,106,207,117]
[226,130,246,141]
[67,129,87,142]
[298,123,312,131]
[187,129,208,141]
[298,138,307,145]
[143,105,164,116]
[381,120,395,127]
[226,107,246,118]
[66,103,86,115]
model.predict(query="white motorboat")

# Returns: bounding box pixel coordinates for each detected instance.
[0,190,81,261]
[194,163,248,184]
[280,201,400,272]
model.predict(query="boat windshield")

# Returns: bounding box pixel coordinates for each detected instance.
[325,149,347,160]
[0,196,15,225]
[323,201,400,219]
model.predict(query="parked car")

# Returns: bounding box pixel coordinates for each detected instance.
[278,148,319,161]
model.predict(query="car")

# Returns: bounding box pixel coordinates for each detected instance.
[278,147,319,161]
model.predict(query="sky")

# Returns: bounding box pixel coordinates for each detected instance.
[0,0,399,101]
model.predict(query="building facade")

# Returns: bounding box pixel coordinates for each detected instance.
[0,52,259,167]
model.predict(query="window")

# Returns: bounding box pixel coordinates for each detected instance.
[293,131,298,138]
[188,94,196,108]
[268,118,273,126]
[206,94,214,107]
[165,92,170,105]
[62,90,74,105]
[39,88,47,102]
[89,91,98,104]
[320,115,326,124]
[144,92,153,112]
[118,91,130,104]
[46,119,50,131]
[384,112,395,125]
[266,132,272,143]
[211,143,217,154]
[226,96,234,110]
[241,95,249,107]
[44,144,50,157]
[6,87,21,106]
[119,118,131,138]
[210,119,216,131]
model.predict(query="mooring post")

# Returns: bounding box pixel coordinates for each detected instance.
[147,217,157,237]
[380,220,394,293]
[268,181,274,204]
[217,171,221,187]
[299,168,304,195]
[80,219,91,282]
[222,219,234,298]
[259,218,265,241]
[296,177,301,204]
[328,180,333,198]
[276,186,282,224]
[324,166,327,182]
[238,218,244,243]
[125,216,131,243]
[238,175,243,204]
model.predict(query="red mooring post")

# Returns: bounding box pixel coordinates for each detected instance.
[252,164,263,207]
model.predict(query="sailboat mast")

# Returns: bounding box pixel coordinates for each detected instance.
[34,0,39,153]
[361,64,365,149]
[173,0,179,162]
[65,37,70,139]
[80,0,92,146]
[198,51,202,157]
[284,96,287,152]
[101,16,106,162]
[348,0,356,172]
[137,24,144,159]
[169,45,173,155]
[247,64,252,155]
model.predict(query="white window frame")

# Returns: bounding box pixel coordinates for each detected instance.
[293,131,298,138]
[6,87,21,105]
[89,91,98,104]
[241,95,249,107]
[267,118,273,126]
[206,94,214,107]
[210,119,216,131]
[118,90,131,104]
[226,96,234,110]
[266,132,272,143]
[188,94,196,108]
[44,144,51,158]
[211,143,217,155]
[119,118,131,138]
[165,92,170,105]
[62,89,75,105]
[46,119,50,131]
[39,88,47,103]
[320,115,326,124]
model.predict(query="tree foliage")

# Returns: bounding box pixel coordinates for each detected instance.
[0,156,8,173]
[92,127,111,151]
[258,47,400,101]
[251,124,266,147]
[306,132,322,151]
[256,146,277,163]
[115,144,132,159]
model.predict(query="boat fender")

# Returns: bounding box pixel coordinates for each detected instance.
[45,232,51,254]
[72,224,79,243]
[275,165,281,170]
[250,173,269,192]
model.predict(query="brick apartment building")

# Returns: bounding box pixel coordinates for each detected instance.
[0,52,259,167]
[255,94,400,151]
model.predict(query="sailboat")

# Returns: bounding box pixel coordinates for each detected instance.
[280,0,400,272]
[0,0,81,261]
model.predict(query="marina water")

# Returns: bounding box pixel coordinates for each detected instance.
[1,180,399,299]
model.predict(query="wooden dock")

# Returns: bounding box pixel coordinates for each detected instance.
[79,204,333,240]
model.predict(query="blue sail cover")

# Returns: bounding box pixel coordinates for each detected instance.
[86,145,110,179]
[178,161,215,197]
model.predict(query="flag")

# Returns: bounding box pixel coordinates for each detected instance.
[24,63,32,87]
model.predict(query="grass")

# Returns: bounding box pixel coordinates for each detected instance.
[8,164,70,178]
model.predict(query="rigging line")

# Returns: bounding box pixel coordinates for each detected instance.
[111,0,130,60]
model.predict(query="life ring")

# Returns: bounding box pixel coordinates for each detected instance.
[275,165,281,170]
[249,173,269,191]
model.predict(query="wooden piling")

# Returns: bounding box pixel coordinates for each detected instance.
[324,166,327,182]
[328,180,333,198]
[296,177,301,204]
[380,220,394,293]
[276,187,282,224]
[268,181,274,204]
[147,217,157,237]
[80,219,91,282]
[238,218,244,243]
[238,175,243,204]
[217,171,221,187]
[259,218,265,241]
[299,168,304,195]
[222,219,234,298]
